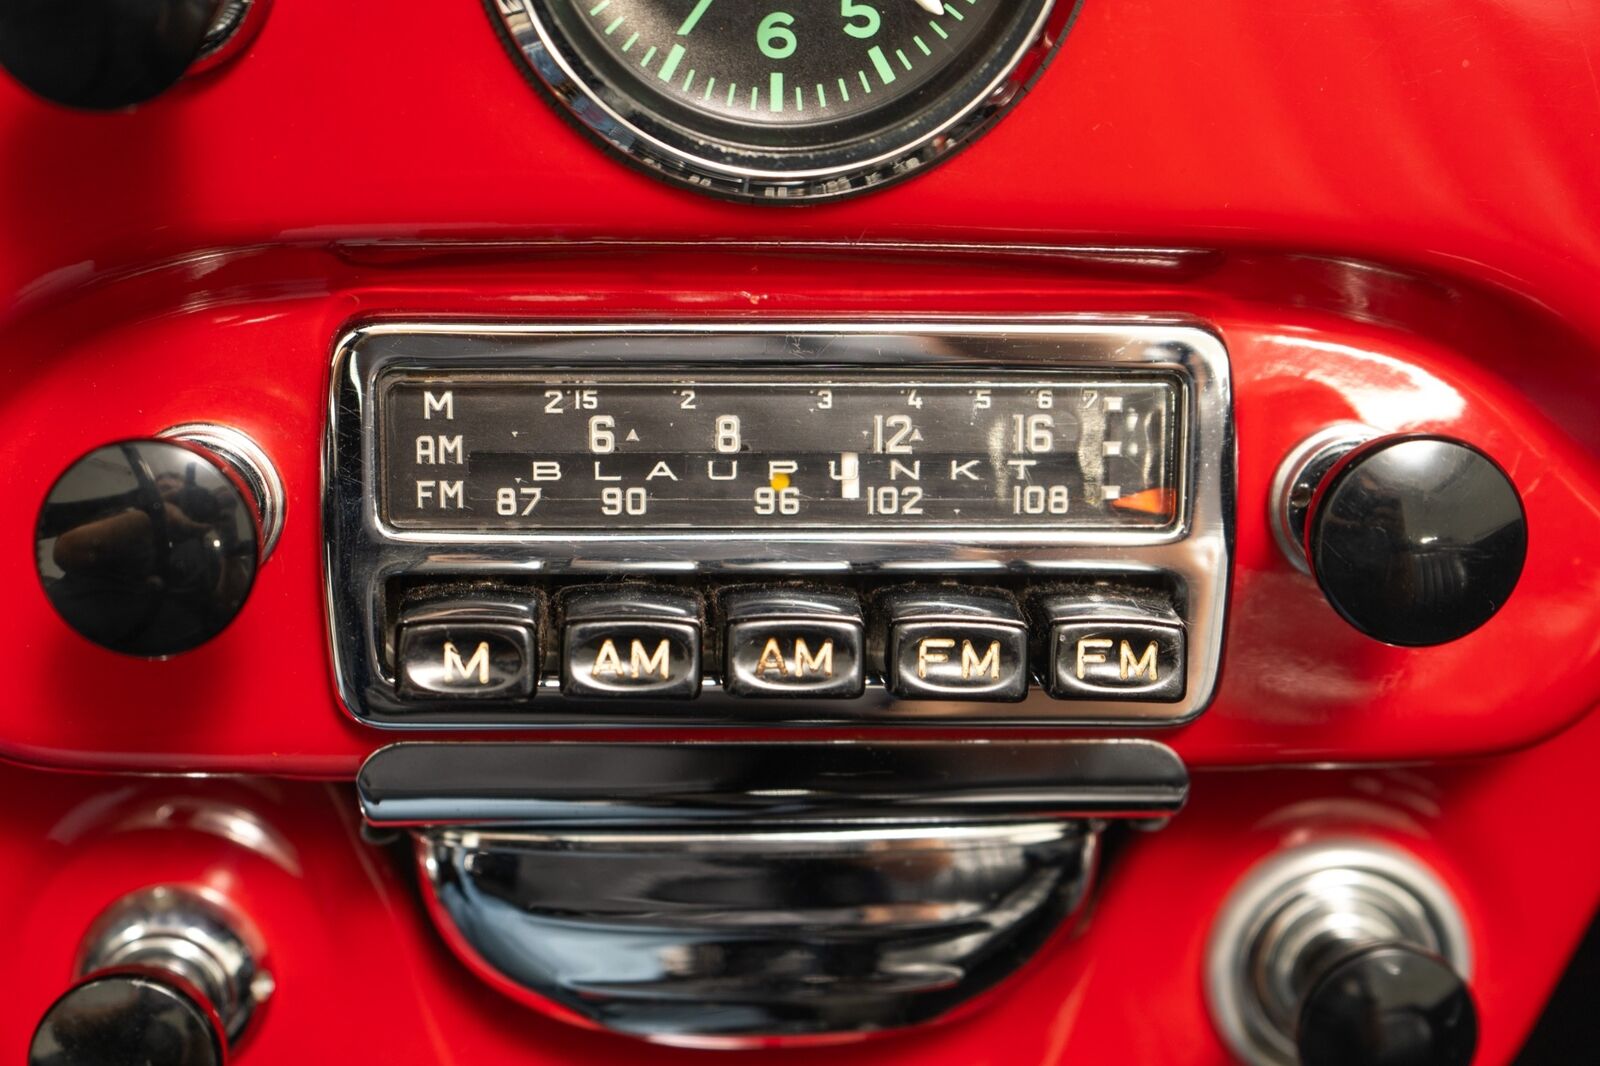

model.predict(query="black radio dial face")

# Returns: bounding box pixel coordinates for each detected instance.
[381,372,1181,533]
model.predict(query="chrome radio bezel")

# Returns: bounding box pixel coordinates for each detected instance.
[325,320,1233,728]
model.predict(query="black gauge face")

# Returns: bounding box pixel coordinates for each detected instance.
[495,0,1067,198]
[566,0,1010,131]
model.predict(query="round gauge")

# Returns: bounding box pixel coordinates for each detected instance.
[489,0,1075,200]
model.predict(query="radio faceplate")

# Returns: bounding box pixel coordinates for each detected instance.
[325,322,1233,728]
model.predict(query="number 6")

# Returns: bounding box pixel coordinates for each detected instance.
[758,11,797,59]
[588,414,615,454]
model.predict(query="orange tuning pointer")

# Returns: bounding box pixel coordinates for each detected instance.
[1109,488,1175,517]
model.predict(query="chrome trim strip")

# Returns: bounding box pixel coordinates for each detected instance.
[332,238,1214,267]
[324,319,1234,728]
[358,739,1189,827]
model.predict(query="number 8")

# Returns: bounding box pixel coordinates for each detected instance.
[715,415,742,453]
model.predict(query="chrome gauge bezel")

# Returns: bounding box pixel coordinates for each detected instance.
[485,0,1078,201]
[324,320,1234,729]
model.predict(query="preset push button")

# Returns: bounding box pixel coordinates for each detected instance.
[1034,590,1186,703]
[882,589,1028,702]
[562,588,702,699]
[723,588,865,699]
[396,597,540,701]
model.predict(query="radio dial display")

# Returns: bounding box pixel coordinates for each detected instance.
[380,372,1181,533]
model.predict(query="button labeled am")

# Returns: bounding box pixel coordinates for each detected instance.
[564,623,700,699]
[727,625,864,698]
[591,635,676,681]
[561,588,703,700]
[723,589,865,699]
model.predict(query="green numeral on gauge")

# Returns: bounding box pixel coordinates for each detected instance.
[759,11,798,59]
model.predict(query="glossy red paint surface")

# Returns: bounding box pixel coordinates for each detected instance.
[4,708,1599,1064]
[0,0,1596,332]
[2,0,1597,1061]
[2,247,1599,772]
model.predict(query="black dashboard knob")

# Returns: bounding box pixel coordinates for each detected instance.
[1304,436,1526,647]
[34,432,280,657]
[32,885,266,1065]
[30,973,224,1066]
[1297,943,1478,1066]
[0,0,220,109]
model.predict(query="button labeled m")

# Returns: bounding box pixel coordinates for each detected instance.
[443,640,492,685]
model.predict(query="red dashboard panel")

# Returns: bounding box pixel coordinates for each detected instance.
[5,708,1599,1064]
[0,0,1596,334]
[0,247,1597,771]
[1,0,1597,1062]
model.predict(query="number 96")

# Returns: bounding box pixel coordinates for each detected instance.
[754,486,800,516]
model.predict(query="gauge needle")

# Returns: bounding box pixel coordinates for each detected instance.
[914,0,946,13]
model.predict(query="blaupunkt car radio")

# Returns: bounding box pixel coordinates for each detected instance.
[325,321,1232,728]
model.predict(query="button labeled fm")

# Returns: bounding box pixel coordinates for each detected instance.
[916,637,1004,682]
[1046,621,1184,703]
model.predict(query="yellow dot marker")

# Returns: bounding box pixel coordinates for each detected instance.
[770,472,792,491]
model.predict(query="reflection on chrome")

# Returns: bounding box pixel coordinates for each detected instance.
[421,821,1097,1044]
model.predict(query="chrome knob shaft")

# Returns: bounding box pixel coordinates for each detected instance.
[1208,841,1476,1066]
[30,886,270,1066]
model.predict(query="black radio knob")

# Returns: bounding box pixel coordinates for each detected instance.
[33,428,282,658]
[1278,433,1527,647]
[1297,943,1478,1066]
[0,0,264,110]
[31,974,225,1066]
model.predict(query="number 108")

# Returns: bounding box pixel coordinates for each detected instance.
[1012,484,1070,515]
